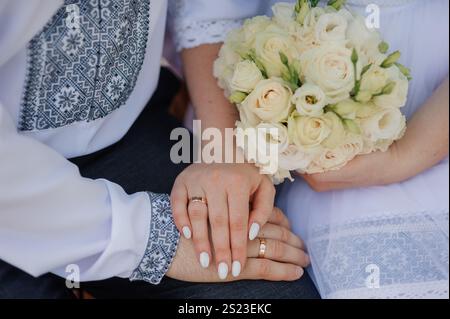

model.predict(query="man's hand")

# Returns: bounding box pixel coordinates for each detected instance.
[166,207,310,282]
[171,162,276,280]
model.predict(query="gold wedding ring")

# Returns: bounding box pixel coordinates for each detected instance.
[258,238,267,258]
[189,196,207,206]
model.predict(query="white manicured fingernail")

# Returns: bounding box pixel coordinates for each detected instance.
[232,261,241,277]
[218,262,228,280]
[182,226,191,239]
[199,252,210,268]
[249,223,260,240]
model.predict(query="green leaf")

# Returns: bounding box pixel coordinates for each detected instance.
[395,62,412,81]
[229,91,248,104]
[279,52,289,66]
[381,50,401,68]
[360,64,373,77]
[310,0,320,7]
[327,0,346,10]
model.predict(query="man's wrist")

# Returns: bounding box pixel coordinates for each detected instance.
[129,192,180,285]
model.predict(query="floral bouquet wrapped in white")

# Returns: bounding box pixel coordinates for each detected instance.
[214,0,411,184]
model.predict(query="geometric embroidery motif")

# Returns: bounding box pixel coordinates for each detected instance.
[20,0,150,131]
[130,192,180,285]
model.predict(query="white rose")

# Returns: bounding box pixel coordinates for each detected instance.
[373,67,409,109]
[303,7,326,27]
[272,2,296,30]
[288,114,331,150]
[242,16,272,48]
[293,26,319,54]
[240,78,293,126]
[346,15,385,67]
[359,64,390,95]
[214,44,242,96]
[279,144,314,171]
[230,60,264,93]
[255,25,298,78]
[292,83,327,117]
[361,108,406,141]
[271,169,293,185]
[321,111,346,149]
[235,122,289,175]
[300,44,355,103]
[315,12,348,43]
[305,133,363,174]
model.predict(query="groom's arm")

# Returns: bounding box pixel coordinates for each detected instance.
[0,103,179,284]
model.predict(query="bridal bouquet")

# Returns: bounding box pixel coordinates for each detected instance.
[214,0,411,184]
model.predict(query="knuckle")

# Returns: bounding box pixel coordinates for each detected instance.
[258,260,271,277]
[272,240,285,259]
[280,228,290,243]
[230,219,246,232]
[210,213,228,226]
[189,207,206,219]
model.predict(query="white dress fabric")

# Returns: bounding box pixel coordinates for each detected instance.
[276,0,450,299]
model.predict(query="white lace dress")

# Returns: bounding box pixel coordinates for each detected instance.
[276,0,450,299]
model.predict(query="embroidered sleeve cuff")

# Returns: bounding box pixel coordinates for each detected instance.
[129,192,180,285]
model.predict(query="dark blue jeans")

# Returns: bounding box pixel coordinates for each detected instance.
[0,69,320,299]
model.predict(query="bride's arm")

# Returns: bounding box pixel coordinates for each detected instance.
[303,78,449,192]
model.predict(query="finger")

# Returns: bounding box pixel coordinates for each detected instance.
[170,179,192,239]
[258,223,305,250]
[227,187,249,278]
[206,188,231,280]
[187,186,211,269]
[248,239,310,267]
[267,207,291,229]
[248,178,275,240]
[241,258,304,281]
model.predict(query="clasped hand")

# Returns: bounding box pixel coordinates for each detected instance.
[169,162,309,281]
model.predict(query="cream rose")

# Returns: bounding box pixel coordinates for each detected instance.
[279,144,314,171]
[359,65,390,95]
[271,169,294,185]
[214,44,242,96]
[361,108,406,141]
[230,60,264,93]
[272,2,296,30]
[306,133,364,174]
[315,12,348,43]
[292,83,327,117]
[242,16,272,47]
[240,78,293,126]
[288,114,331,150]
[255,25,298,78]
[321,111,346,149]
[373,67,409,109]
[300,44,355,103]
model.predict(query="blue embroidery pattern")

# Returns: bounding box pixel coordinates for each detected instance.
[20,0,150,131]
[308,211,449,298]
[130,192,180,285]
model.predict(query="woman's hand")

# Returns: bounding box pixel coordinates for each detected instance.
[301,147,395,192]
[167,207,309,282]
[303,78,449,192]
[171,162,275,280]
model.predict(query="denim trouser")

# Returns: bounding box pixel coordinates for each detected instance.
[0,69,320,299]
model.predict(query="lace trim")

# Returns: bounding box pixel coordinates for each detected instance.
[347,0,417,7]
[130,192,180,285]
[172,19,243,52]
[307,210,449,298]
[327,280,449,299]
